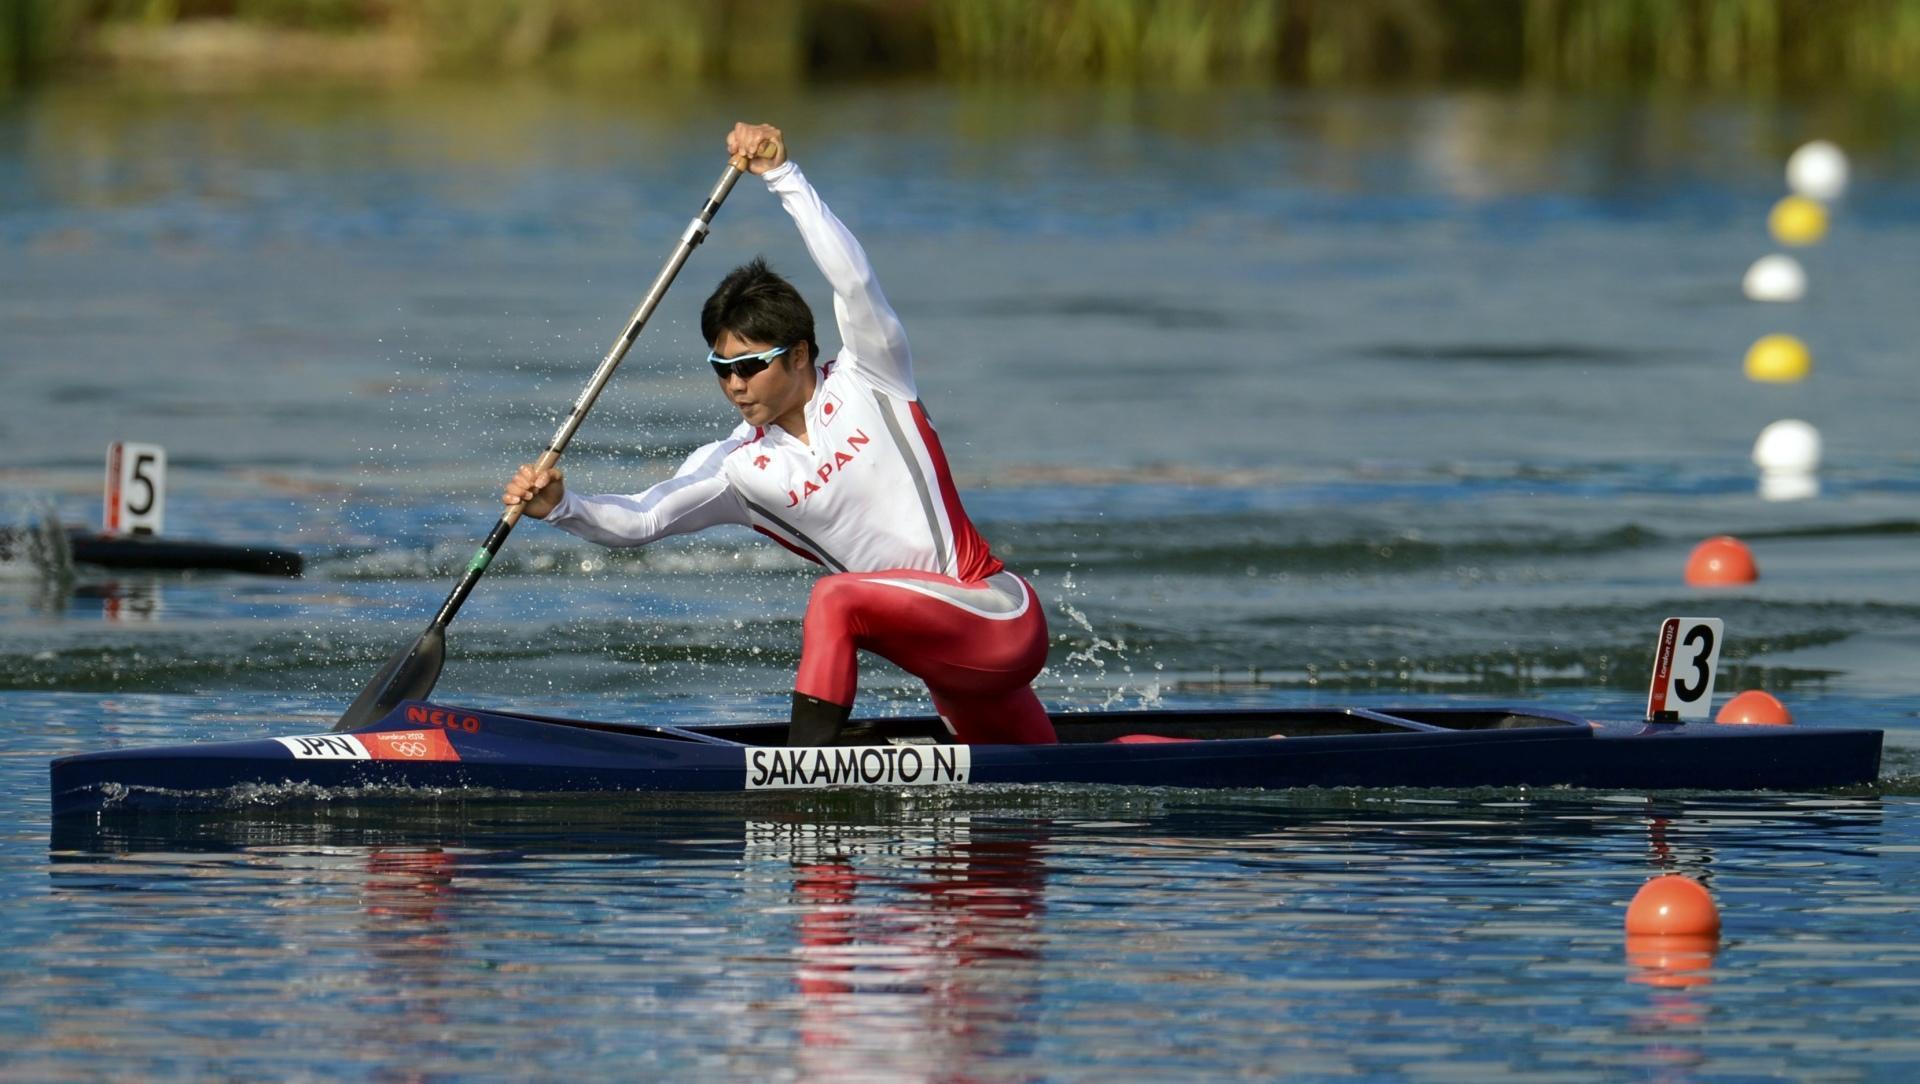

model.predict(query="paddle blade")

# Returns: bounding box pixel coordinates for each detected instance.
[334,626,446,732]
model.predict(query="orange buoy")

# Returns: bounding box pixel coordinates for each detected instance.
[1625,875,1720,937]
[1716,690,1794,725]
[1685,535,1757,586]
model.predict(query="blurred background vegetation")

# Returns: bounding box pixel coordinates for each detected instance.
[7,0,1920,91]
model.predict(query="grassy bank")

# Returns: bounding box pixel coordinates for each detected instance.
[9,0,1920,91]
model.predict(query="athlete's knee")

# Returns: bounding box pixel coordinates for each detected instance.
[933,686,1057,745]
[803,574,860,627]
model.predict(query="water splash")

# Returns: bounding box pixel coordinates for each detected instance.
[1045,566,1163,711]
[0,502,76,588]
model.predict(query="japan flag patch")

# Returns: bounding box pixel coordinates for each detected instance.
[819,391,844,426]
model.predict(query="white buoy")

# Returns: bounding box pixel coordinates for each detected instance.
[1787,140,1849,202]
[1753,419,1822,473]
[1742,253,1807,302]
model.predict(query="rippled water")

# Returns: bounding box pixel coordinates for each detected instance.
[6,79,1920,1079]
[13,734,1920,1080]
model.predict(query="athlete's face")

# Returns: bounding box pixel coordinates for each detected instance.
[712,330,813,429]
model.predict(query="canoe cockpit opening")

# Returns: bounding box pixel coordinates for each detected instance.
[1056,707,1588,745]
[495,710,759,745]
[682,717,959,747]
[1370,708,1587,732]
[500,705,1585,747]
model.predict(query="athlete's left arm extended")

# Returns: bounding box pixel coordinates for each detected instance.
[540,436,750,548]
[763,160,917,400]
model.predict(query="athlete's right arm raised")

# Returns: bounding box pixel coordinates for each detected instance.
[504,438,751,548]
[727,122,915,400]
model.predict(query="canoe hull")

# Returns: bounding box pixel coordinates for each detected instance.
[49,700,1885,817]
[67,529,303,577]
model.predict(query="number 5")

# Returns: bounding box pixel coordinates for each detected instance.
[127,453,158,516]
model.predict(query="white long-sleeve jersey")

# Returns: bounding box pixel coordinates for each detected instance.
[542,160,1003,582]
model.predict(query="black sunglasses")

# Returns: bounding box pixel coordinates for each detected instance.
[708,343,791,380]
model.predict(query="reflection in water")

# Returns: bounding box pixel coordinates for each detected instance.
[11,81,1896,224]
[75,576,168,622]
[1622,806,1719,1078]
[1623,933,1719,1084]
[1625,934,1718,989]
[35,792,1903,1079]
[46,805,1057,1080]
[765,819,1046,1078]
[360,844,464,1020]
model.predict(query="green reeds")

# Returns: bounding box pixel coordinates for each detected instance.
[929,0,1289,84]
[4,0,49,88]
[411,0,802,82]
[919,0,1920,90]
[34,0,1920,91]
[1525,0,1783,89]
[7,0,104,90]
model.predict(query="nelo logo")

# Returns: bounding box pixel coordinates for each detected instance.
[406,705,482,733]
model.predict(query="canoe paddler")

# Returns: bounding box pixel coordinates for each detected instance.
[503,122,1056,748]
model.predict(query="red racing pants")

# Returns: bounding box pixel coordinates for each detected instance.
[795,569,1056,745]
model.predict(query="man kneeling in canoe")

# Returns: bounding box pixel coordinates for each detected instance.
[503,122,1055,748]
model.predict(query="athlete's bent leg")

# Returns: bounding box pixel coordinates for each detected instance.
[929,685,1057,745]
[794,570,1053,745]
[795,574,868,708]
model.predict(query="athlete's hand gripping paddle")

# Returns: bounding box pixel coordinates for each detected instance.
[335,155,753,731]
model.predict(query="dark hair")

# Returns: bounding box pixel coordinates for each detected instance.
[701,257,819,365]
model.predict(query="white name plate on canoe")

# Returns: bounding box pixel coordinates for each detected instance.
[274,731,460,762]
[745,745,971,789]
[276,734,370,760]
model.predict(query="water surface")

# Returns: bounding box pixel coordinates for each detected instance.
[5,79,1920,1080]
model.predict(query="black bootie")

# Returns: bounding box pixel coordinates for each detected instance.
[787,692,852,747]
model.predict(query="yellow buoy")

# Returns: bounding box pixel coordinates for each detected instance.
[1744,333,1811,383]
[1769,195,1828,246]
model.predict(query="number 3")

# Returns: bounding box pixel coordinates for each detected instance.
[1673,623,1715,702]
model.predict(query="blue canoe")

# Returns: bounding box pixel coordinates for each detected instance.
[49,700,1883,816]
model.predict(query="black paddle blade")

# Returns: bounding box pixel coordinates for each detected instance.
[334,625,446,732]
